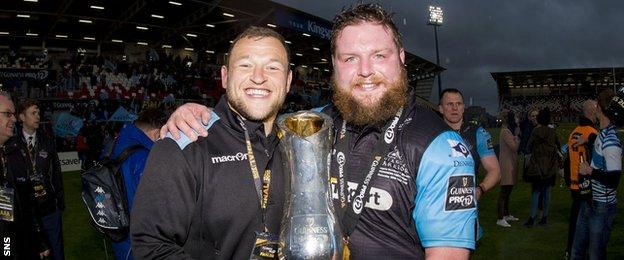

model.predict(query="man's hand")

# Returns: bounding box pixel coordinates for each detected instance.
[579,161,592,176]
[39,249,50,259]
[572,136,587,148]
[159,103,212,140]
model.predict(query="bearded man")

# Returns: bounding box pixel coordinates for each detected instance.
[162,4,477,259]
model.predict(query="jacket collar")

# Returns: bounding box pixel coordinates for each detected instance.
[214,95,277,143]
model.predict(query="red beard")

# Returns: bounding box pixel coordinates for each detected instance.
[332,68,408,126]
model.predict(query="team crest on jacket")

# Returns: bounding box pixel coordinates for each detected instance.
[447,140,471,158]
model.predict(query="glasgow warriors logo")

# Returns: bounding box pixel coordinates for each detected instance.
[447,139,471,158]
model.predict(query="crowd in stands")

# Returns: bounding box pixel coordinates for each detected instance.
[501,95,587,123]
[0,50,51,69]
[0,49,334,163]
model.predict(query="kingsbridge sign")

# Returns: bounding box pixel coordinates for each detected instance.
[275,9,332,40]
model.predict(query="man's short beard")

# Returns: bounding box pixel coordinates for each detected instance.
[226,88,281,123]
[332,68,408,126]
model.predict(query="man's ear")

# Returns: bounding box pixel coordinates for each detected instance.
[148,128,160,141]
[221,65,228,90]
[286,69,293,93]
[399,48,405,65]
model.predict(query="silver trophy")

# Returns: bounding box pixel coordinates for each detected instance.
[277,111,343,260]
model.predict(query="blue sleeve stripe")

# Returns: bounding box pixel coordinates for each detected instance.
[602,143,621,150]
[165,111,220,150]
[311,105,328,112]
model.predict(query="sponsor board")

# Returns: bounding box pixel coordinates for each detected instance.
[58,151,82,172]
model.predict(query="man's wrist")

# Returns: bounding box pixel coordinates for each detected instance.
[477,184,486,194]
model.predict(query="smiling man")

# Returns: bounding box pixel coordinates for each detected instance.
[162,4,477,259]
[0,93,50,259]
[130,26,291,259]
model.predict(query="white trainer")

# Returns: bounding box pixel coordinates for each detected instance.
[505,215,519,221]
[497,219,512,227]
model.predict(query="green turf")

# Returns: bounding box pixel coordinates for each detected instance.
[60,125,623,259]
[472,126,624,259]
[62,170,114,259]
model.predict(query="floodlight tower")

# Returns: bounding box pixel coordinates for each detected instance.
[428,5,444,98]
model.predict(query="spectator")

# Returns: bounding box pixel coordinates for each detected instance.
[15,100,65,259]
[110,108,167,260]
[523,108,561,227]
[0,92,50,259]
[496,110,520,227]
[571,88,623,260]
[563,99,598,258]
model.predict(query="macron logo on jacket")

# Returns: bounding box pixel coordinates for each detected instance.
[211,152,248,164]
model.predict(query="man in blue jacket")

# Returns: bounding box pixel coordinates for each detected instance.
[111,108,167,260]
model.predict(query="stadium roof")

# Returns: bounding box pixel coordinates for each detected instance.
[492,67,623,98]
[0,0,443,82]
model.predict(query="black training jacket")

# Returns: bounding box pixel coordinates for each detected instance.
[11,125,64,215]
[131,96,287,260]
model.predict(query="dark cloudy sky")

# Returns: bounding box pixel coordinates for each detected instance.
[274,0,624,114]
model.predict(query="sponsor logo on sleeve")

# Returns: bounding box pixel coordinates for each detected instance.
[445,175,476,211]
[447,139,471,158]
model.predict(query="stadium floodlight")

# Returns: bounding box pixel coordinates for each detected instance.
[289,63,294,66]
[428,6,443,26]
[301,65,308,68]
[284,40,292,44]
[302,33,311,37]
[24,0,39,2]
[427,5,444,98]
[313,47,320,51]
[186,33,197,38]
[137,42,148,46]
[55,34,68,38]
[0,32,10,35]
[324,69,330,72]
[136,26,149,30]
[17,14,31,18]
[90,5,104,10]
[267,23,276,28]
[313,67,319,70]
[112,39,123,43]
[321,58,327,62]
[222,13,235,18]
[83,36,96,40]
[184,47,194,51]
[295,53,303,57]
[168,1,182,6]
[205,24,215,28]
[26,32,38,37]
[79,19,93,24]
[162,45,172,49]
[151,14,164,19]
[205,50,215,54]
